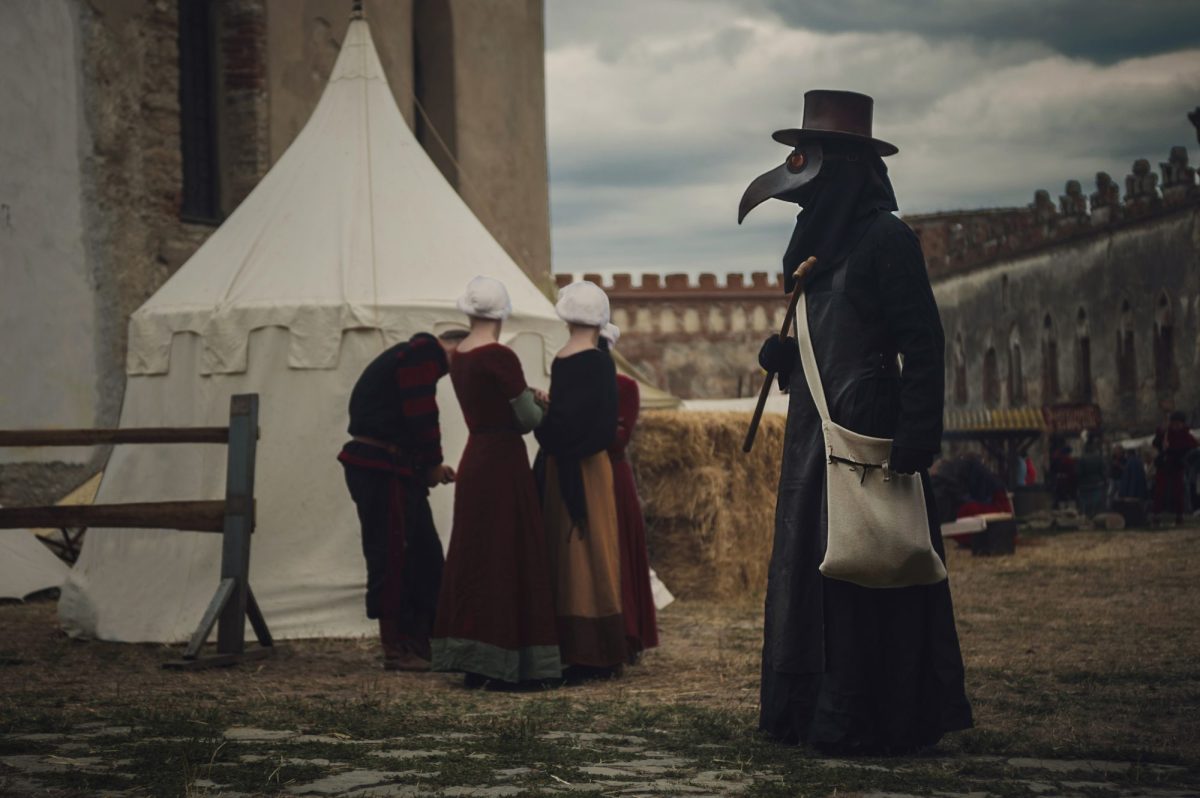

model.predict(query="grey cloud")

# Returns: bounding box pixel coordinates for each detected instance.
[550,138,747,190]
[544,2,1200,279]
[760,0,1200,63]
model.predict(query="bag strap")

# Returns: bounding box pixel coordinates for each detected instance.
[795,292,831,423]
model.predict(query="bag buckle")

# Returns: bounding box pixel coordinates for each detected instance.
[882,459,892,482]
[828,449,874,485]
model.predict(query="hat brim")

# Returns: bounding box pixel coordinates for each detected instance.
[772,128,898,157]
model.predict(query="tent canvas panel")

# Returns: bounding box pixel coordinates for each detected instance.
[60,326,552,643]
[0,530,69,601]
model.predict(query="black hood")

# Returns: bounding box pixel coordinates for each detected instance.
[741,141,898,293]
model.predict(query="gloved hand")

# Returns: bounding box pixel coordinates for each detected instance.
[888,445,935,475]
[758,335,799,390]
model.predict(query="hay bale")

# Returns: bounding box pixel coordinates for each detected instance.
[630,410,786,601]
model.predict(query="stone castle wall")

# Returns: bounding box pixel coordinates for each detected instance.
[554,272,789,399]
[561,135,1200,437]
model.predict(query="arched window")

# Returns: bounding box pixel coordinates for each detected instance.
[1041,314,1060,402]
[1075,307,1092,402]
[1116,299,1137,397]
[953,332,968,406]
[983,347,1000,408]
[1154,291,1178,394]
[1007,325,1025,405]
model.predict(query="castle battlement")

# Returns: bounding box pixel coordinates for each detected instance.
[555,270,785,297]
[555,140,1200,298]
[910,143,1199,282]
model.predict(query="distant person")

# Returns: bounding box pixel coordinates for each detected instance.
[1108,446,1127,508]
[1185,447,1200,515]
[535,281,625,679]
[338,329,465,671]
[1152,411,1198,524]
[931,453,1012,519]
[600,323,659,663]
[739,89,971,753]
[1049,445,1078,509]
[430,277,562,688]
[1119,450,1149,502]
[1076,436,1107,519]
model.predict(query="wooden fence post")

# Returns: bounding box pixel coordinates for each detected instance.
[216,394,258,656]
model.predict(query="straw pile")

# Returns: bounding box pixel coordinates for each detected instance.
[630,410,787,601]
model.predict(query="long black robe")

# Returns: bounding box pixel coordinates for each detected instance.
[760,208,973,753]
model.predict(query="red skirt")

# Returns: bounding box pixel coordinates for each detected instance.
[612,454,659,655]
[432,431,561,682]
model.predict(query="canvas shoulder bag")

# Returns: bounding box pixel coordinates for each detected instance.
[795,291,947,589]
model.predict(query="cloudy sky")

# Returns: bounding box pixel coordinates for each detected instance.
[543,0,1200,277]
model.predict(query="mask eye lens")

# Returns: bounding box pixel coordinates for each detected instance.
[786,152,806,172]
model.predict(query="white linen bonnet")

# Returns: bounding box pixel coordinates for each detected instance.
[555,281,610,327]
[456,276,512,320]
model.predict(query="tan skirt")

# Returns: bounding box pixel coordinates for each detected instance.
[542,452,627,668]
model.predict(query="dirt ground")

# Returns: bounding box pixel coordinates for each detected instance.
[1,528,1198,796]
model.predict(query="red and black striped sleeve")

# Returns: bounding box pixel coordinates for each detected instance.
[395,334,448,467]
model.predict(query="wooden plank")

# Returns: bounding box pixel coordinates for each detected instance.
[0,501,227,532]
[162,646,274,671]
[183,578,236,659]
[0,427,230,447]
[217,394,259,656]
[245,586,273,648]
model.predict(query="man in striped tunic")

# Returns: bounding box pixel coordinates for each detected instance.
[338,330,467,671]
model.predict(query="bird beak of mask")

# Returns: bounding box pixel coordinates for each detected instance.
[737,143,824,224]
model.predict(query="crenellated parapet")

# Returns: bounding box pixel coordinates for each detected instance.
[555,270,785,297]
[552,271,790,399]
[555,271,787,337]
[910,141,1200,282]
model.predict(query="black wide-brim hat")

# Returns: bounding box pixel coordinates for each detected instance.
[772,89,898,157]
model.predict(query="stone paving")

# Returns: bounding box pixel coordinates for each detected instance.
[1,725,1197,797]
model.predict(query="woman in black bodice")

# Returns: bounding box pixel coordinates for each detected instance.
[535,281,625,678]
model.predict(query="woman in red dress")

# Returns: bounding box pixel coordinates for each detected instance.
[601,324,659,661]
[431,277,561,686]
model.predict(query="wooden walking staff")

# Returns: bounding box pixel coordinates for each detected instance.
[742,256,818,453]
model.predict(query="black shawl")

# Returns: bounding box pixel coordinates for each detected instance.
[534,349,618,527]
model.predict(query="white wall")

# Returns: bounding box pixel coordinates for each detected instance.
[0,0,96,463]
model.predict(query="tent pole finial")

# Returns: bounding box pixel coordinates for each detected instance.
[351,0,364,20]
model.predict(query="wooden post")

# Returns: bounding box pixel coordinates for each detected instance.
[216,394,258,656]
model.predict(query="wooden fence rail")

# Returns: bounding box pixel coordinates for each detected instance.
[0,428,232,447]
[0,501,231,533]
[0,394,270,670]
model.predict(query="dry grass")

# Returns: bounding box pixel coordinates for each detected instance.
[2,528,1198,767]
[632,410,786,601]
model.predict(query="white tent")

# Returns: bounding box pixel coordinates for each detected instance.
[0,530,68,601]
[59,18,566,642]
